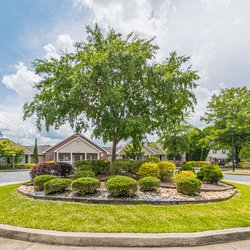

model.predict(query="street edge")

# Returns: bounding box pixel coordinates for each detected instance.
[0,224,250,247]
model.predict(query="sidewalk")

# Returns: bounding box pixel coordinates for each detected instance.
[0,237,249,250]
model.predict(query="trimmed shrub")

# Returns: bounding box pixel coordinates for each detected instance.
[137,162,160,178]
[173,171,201,195]
[43,178,71,195]
[142,156,161,163]
[33,175,57,191]
[78,164,92,171]
[71,177,101,195]
[186,161,211,167]
[73,170,95,179]
[110,160,142,175]
[179,164,195,173]
[106,176,138,197]
[105,175,119,182]
[158,161,176,181]
[138,177,161,191]
[30,162,73,180]
[240,162,250,168]
[175,178,201,195]
[173,171,197,182]
[74,160,110,174]
[197,165,223,183]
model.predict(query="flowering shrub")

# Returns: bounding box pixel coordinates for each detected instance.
[158,161,176,181]
[137,162,160,178]
[30,162,73,180]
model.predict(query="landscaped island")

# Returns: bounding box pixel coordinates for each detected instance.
[18,158,236,205]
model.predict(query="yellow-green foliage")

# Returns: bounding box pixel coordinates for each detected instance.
[186,161,211,167]
[137,162,160,178]
[24,163,36,168]
[158,161,176,181]
[240,162,250,168]
[173,171,196,182]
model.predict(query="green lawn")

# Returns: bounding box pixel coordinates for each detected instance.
[0,183,249,233]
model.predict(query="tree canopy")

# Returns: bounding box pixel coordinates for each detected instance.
[23,24,199,161]
[0,139,24,164]
[201,86,250,164]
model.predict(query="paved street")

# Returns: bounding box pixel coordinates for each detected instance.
[223,173,250,184]
[0,170,30,186]
[0,237,249,250]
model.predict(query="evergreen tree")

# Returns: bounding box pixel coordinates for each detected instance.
[33,138,38,163]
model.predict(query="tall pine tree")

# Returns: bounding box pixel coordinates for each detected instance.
[33,138,38,163]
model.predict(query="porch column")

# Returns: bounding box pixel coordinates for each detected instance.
[70,153,73,164]
[98,153,100,160]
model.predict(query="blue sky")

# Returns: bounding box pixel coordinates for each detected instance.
[0,0,249,146]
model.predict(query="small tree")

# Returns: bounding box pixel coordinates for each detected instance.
[0,139,24,165]
[201,87,250,165]
[33,138,39,163]
[124,140,144,160]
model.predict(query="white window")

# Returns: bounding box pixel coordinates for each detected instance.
[212,150,217,154]
[87,153,98,160]
[222,149,227,154]
[58,153,71,162]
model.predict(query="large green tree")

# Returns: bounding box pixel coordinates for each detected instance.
[23,24,199,161]
[201,87,250,165]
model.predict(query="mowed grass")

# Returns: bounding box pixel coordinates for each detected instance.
[0,183,249,233]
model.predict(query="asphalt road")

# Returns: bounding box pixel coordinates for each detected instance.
[0,170,249,186]
[0,170,30,186]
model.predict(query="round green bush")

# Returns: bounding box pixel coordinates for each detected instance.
[78,164,92,172]
[105,175,120,182]
[138,177,161,191]
[158,161,176,182]
[137,162,160,178]
[142,156,161,163]
[179,164,195,173]
[197,165,223,183]
[71,177,101,195]
[106,176,138,197]
[175,178,201,195]
[73,170,95,179]
[43,178,71,195]
[33,175,57,191]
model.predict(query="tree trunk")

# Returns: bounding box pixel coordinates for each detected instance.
[111,140,118,162]
[235,145,241,166]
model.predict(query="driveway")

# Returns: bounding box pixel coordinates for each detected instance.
[0,170,30,186]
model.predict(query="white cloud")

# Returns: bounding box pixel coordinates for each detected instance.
[2,62,41,100]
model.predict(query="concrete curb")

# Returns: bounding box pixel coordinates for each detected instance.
[0,224,250,247]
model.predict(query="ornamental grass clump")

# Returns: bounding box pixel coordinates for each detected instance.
[73,170,95,179]
[197,165,223,184]
[138,177,161,191]
[106,176,137,197]
[137,162,160,178]
[173,171,201,195]
[71,177,101,195]
[158,161,176,182]
[33,175,57,191]
[43,178,71,195]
